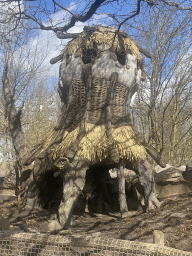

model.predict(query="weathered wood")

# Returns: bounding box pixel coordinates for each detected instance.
[106,72,119,163]
[57,31,79,39]
[50,54,63,64]
[153,230,164,245]
[136,43,153,59]
[117,165,129,217]
[137,159,161,211]
[58,160,88,228]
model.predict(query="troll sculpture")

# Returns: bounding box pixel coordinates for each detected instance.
[3,26,166,229]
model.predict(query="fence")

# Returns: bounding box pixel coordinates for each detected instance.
[0,230,192,256]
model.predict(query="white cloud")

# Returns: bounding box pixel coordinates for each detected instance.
[27,2,110,78]
[25,8,86,78]
[2,2,110,80]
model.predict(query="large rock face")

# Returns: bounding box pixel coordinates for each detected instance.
[154,165,192,198]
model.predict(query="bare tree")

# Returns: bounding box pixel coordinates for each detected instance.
[22,77,60,148]
[0,0,191,40]
[130,7,192,165]
[0,17,57,169]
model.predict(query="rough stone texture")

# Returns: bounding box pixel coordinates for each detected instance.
[153,230,164,246]
[0,168,17,204]
[0,216,10,231]
[58,161,88,228]
[156,183,192,198]
[154,164,185,173]
[154,165,192,198]
[40,220,62,233]
[24,196,39,209]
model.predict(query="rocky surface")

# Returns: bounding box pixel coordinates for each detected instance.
[154,165,192,198]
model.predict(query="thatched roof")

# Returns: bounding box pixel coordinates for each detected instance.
[62,26,143,63]
[38,124,146,166]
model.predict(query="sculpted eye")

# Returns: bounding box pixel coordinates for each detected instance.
[82,45,97,64]
[115,50,126,66]
[137,59,143,70]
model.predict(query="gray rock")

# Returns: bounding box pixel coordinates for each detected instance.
[153,230,164,245]
[156,183,192,198]
[186,162,192,172]
[155,164,185,173]
[155,167,185,184]
[25,196,38,209]
[40,220,62,233]
[0,168,16,188]
[154,165,192,198]
[27,227,40,233]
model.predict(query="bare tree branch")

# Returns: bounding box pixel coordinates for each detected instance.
[52,0,77,17]
[79,0,106,22]
[160,0,192,10]
[118,0,142,31]
[0,0,35,2]
[56,31,79,39]
[22,0,106,33]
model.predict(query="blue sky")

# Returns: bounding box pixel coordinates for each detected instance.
[21,0,191,84]
[29,0,140,29]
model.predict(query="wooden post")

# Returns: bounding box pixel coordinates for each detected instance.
[153,230,164,245]
[117,165,129,218]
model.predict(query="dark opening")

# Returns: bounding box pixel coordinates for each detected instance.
[37,170,63,213]
[82,43,97,64]
[115,50,126,65]
[82,162,141,214]
[137,59,143,70]
[37,161,141,216]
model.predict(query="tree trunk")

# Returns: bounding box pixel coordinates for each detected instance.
[117,165,129,218]
[58,159,88,228]
[2,64,32,207]
[2,64,28,161]
[132,126,166,168]
[137,159,161,212]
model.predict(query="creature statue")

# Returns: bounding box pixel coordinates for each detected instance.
[16,26,164,228]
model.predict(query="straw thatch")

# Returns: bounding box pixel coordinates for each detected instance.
[62,26,143,64]
[37,124,146,166]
